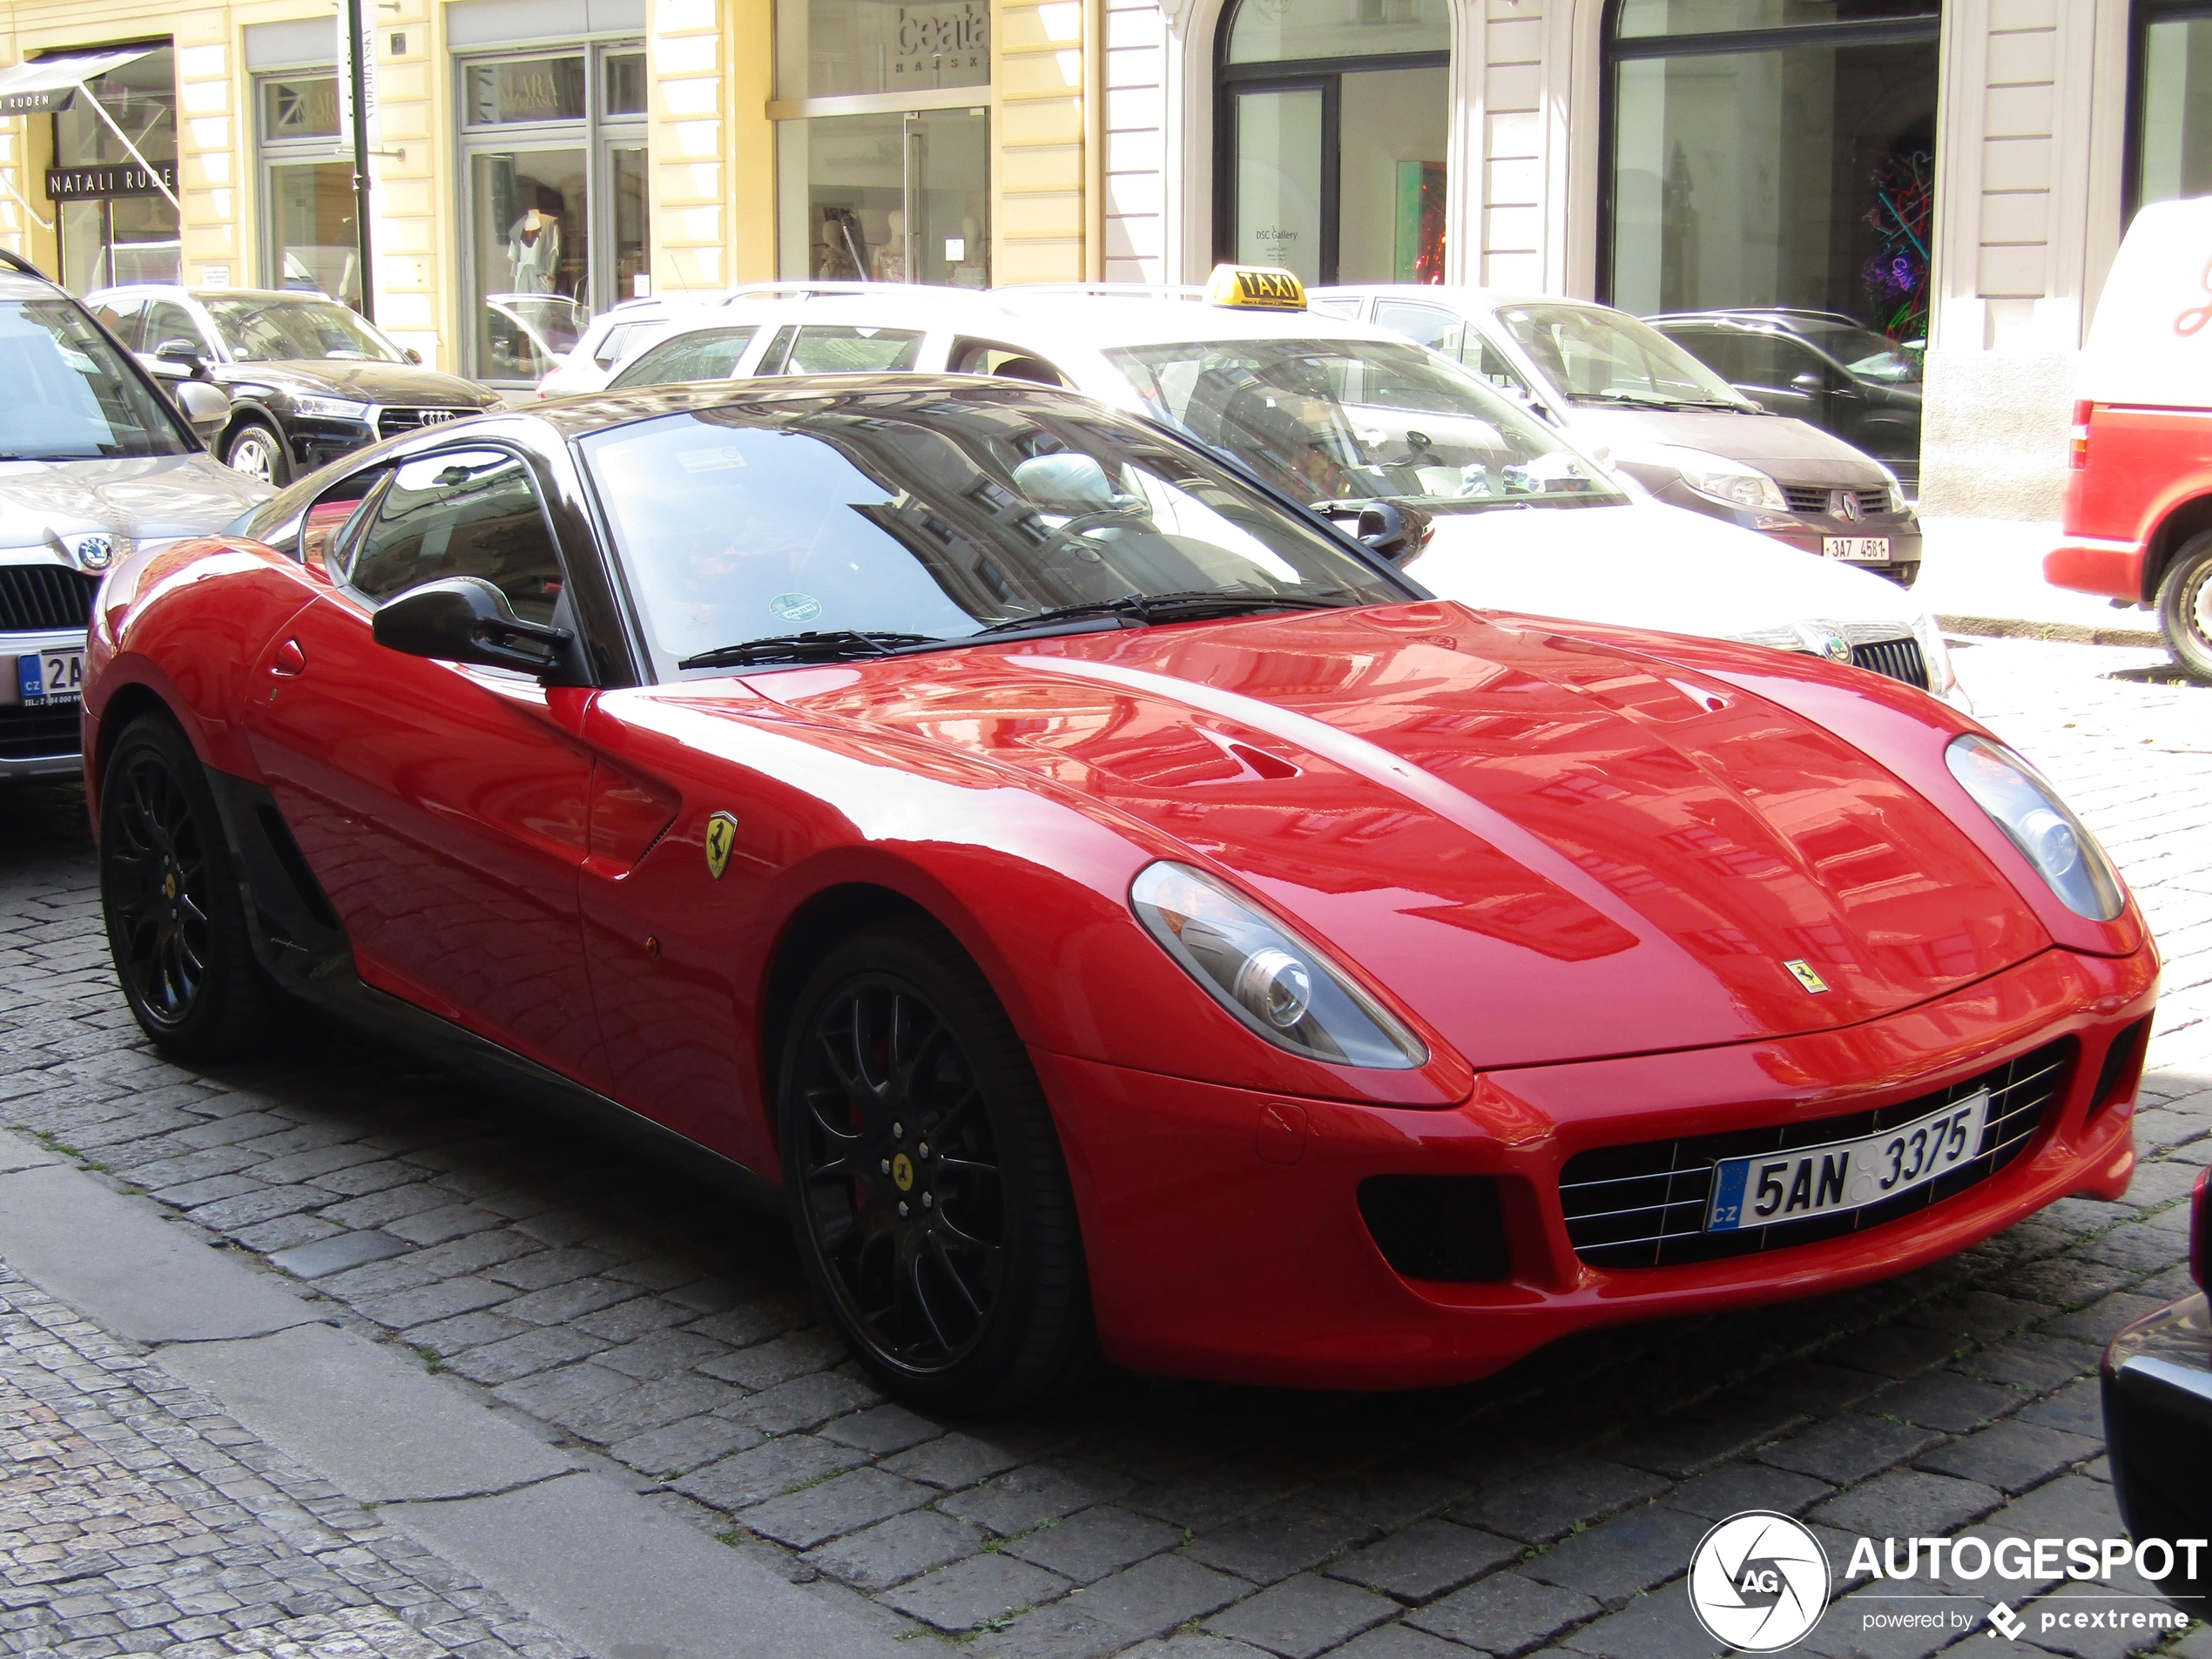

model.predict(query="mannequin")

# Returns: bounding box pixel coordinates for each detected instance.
[872,209,907,283]
[506,205,563,293]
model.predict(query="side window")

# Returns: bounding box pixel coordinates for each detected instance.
[342,448,566,624]
[1373,300,1466,359]
[1662,327,1740,381]
[610,326,761,390]
[785,326,925,374]
[1309,296,1362,320]
[1767,334,1831,388]
[592,322,638,368]
[948,339,1069,386]
[301,468,390,570]
[143,300,208,358]
[91,297,145,350]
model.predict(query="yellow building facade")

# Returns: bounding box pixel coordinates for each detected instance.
[0,0,1103,380]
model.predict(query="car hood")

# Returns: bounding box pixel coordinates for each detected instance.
[732,604,2047,1069]
[0,454,272,546]
[1562,407,1891,483]
[217,361,496,407]
[1402,501,1924,639]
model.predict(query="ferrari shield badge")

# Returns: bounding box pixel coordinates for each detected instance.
[1784,959,1831,994]
[703,812,739,881]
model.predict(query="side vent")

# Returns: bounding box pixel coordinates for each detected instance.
[1358,1175,1512,1282]
[2090,1016,2152,1118]
[254,804,341,932]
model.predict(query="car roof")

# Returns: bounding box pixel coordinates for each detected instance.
[1316,285,1615,313]
[0,270,59,301]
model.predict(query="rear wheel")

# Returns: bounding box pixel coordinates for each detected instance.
[778,923,1095,1414]
[2156,533,2212,684]
[222,420,290,487]
[99,716,273,1058]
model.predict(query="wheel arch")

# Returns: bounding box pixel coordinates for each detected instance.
[86,679,186,826]
[2141,492,2212,604]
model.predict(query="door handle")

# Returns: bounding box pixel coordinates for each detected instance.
[272,638,307,677]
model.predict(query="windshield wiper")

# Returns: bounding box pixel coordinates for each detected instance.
[974,590,1354,636]
[678,631,942,670]
[1578,388,1750,413]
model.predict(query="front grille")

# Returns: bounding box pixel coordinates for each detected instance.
[1558,1039,2074,1270]
[376,407,474,441]
[1784,485,1891,517]
[0,565,98,633]
[1848,635,1928,689]
[0,704,82,761]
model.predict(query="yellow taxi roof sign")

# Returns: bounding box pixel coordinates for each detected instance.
[1205,265,1306,311]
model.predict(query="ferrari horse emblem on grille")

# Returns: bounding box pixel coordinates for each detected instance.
[703,812,738,880]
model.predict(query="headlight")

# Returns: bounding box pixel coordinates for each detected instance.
[1130,861,1426,1069]
[1945,735,2124,921]
[1657,448,1787,512]
[1912,612,1956,698]
[293,395,371,421]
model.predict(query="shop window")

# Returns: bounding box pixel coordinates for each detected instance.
[1602,0,1940,342]
[256,71,361,309]
[459,40,650,383]
[773,0,993,285]
[51,45,179,293]
[2134,2,2212,211]
[1215,0,1448,286]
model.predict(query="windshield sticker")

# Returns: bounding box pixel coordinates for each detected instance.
[678,447,748,473]
[770,592,822,624]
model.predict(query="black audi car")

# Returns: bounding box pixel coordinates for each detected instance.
[1645,309,1924,494]
[2102,1163,2210,1609]
[86,286,502,486]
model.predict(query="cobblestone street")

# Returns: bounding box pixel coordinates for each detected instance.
[0,636,2207,1659]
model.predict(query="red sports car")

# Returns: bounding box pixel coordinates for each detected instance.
[82,377,2155,1411]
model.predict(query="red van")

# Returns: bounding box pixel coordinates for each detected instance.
[2046,194,2212,680]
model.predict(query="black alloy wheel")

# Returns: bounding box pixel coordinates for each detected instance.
[2156,531,2212,685]
[99,715,273,1058]
[779,923,1095,1413]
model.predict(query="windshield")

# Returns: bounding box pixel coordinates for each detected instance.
[1494,304,1755,409]
[204,297,408,363]
[1103,338,1623,515]
[0,296,192,462]
[578,388,1408,676]
[1791,319,1921,383]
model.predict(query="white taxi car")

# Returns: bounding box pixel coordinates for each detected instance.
[586,270,1959,699]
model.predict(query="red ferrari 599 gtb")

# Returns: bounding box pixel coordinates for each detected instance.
[82,378,2155,1410]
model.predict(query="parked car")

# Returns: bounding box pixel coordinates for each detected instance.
[86,285,502,487]
[2046,193,2212,682]
[605,274,1958,698]
[86,374,2154,1408]
[1644,309,1923,493]
[536,282,887,398]
[483,293,588,384]
[0,251,269,781]
[1318,286,1922,584]
[2102,1165,2209,1608]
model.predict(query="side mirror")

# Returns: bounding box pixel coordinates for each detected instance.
[172,380,232,442]
[372,576,578,678]
[404,347,423,365]
[155,338,208,376]
[1013,452,1130,515]
[1356,499,1433,563]
[1791,370,1825,392]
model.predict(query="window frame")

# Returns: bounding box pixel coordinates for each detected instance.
[2126,0,2212,221]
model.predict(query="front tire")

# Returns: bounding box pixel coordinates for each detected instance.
[2155,532,2212,684]
[778,922,1095,1414]
[99,715,273,1059]
[222,420,290,486]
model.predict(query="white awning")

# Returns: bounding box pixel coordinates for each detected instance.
[0,50,153,116]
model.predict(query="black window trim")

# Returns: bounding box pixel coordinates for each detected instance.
[2125,0,2212,222]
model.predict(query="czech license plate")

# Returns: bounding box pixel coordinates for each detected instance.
[1706,1089,1991,1232]
[17,648,85,706]
[1824,536,1892,562]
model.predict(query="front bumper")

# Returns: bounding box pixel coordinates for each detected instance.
[2046,536,2148,604]
[1039,942,2155,1389]
[1653,481,1923,586]
[2102,1291,2212,1608]
[0,627,87,780]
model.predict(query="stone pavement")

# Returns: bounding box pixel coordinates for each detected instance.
[0,1259,580,1659]
[0,637,2206,1659]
